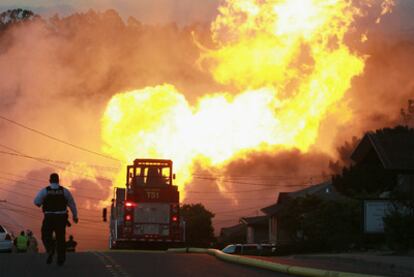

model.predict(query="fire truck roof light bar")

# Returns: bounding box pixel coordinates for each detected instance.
[133,159,172,166]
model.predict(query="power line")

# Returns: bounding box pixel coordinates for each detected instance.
[1,200,103,225]
[0,141,328,189]
[0,186,108,219]
[0,206,107,232]
[0,178,105,202]
[0,143,116,184]
[0,114,121,162]
[213,205,266,215]
[0,170,45,183]
[193,176,317,187]
[0,147,322,190]
[193,173,328,179]
[0,150,119,172]
[185,184,310,194]
[183,197,276,202]
[0,142,67,170]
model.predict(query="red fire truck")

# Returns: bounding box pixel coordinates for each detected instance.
[105,159,184,249]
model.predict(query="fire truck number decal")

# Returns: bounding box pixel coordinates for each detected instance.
[146,191,159,199]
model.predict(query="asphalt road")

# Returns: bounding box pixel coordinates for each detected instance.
[0,251,293,277]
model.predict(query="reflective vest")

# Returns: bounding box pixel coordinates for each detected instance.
[43,186,67,213]
[16,235,28,251]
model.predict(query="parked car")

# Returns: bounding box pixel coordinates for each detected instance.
[0,225,13,253]
[222,243,275,256]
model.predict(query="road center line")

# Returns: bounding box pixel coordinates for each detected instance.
[92,251,130,277]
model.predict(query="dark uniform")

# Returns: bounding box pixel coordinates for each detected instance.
[34,173,78,266]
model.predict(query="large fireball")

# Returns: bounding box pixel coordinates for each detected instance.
[101,0,394,193]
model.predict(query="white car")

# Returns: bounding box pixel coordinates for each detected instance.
[0,225,13,252]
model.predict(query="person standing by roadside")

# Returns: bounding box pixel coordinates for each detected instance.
[34,173,78,266]
[14,230,29,253]
[27,230,38,253]
[66,235,77,252]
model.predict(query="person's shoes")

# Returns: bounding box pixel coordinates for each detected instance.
[46,253,53,264]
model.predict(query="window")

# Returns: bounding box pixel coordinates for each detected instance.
[222,245,236,254]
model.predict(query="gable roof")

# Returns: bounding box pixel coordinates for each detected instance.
[240,215,268,226]
[351,127,414,171]
[219,223,246,237]
[261,181,340,215]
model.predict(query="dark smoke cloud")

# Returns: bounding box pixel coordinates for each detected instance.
[326,35,414,153]
[184,150,332,232]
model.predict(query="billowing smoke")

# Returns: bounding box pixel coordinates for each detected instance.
[183,149,332,230]
[0,2,413,247]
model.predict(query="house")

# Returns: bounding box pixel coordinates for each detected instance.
[261,181,343,245]
[239,216,268,244]
[218,223,246,245]
[350,126,414,192]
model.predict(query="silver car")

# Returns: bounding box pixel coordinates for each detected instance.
[0,225,13,253]
[222,243,276,256]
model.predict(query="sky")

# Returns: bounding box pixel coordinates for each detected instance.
[0,0,220,25]
[0,0,412,30]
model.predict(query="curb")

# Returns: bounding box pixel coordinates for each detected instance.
[167,248,385,277]
[291,254,414,274]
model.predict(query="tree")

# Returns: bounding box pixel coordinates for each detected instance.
[278,195,361,252]
[384,186,414,251]
[180,203,215,247]
[332,163,395,198]
[0,9,38,27]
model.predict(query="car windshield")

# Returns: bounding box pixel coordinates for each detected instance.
[222,245,236,253]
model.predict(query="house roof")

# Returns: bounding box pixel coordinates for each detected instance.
[261,181,339,215]
[220,223,246,237]
[261,202,282,215]
[288,181,332,198]
[240,215,268,226]
[351,127,414,171]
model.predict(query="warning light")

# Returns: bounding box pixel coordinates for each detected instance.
[125,201,136,207]
[125,214,132,221]
[172,216,178,222]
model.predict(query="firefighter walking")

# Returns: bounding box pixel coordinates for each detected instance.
[34,173,78,266]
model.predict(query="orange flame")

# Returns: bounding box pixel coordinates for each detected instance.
[101,0,394,193]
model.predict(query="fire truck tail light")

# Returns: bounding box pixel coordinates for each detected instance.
[172,216,178,222]
[125,214,132,221]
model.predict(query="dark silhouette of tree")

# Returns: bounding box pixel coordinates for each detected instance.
[332,164,395,198]
[384,178,414,251]
[180,203,215,247]
[0,9,39,29]
[278,195,361,252]
[329,136,360,175]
